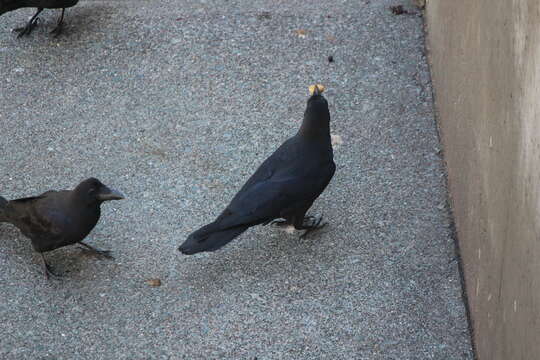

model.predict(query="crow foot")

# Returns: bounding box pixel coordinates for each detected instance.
[79,242,114,259]
[14,18,40,37]
[14,8,43,37]
[299,216,327,239]
[50,22,63,37]
[270,219,289,227]
[50,8,65,37]
[40,253,61,280]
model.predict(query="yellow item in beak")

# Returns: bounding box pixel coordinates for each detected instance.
[309,84,325,95]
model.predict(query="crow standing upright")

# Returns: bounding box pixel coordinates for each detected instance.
[0,0,79,37]
[0,178,124,279]
[178,85,336,255]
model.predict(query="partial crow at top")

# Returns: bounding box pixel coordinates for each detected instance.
[0,178,124,279]
[0,0,79,37]
[178,84,336,255]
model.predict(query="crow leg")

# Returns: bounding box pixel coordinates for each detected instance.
[78,242,114,259]
[270,208,302,227]
[40,253,60,280]
[50,8,65,37]
[14,7,43,37]
[295,215,327,239]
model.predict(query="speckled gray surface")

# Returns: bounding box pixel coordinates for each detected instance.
[0,1,473,359]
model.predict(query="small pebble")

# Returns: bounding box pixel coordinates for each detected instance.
[146,279,162,287]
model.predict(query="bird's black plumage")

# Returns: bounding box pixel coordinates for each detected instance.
[0,0,79,37]
[178,87,336,255]
[0,178,124,278]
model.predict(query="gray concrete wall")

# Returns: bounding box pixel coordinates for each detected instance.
[425,1,540,359]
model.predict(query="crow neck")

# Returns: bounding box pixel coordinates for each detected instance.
[298,118,330,140]
[69,190,100,208]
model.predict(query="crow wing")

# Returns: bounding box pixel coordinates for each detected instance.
[214,158,335,230]
[5,191,70,242]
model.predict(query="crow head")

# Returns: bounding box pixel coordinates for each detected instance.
[76,178,125,205]
[300,84,331,137]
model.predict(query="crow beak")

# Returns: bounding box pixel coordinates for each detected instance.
[97,186,125,201]
[309,84,325,96]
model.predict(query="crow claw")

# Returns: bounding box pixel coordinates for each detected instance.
[44,264,62,279]
[14,8,43,37]
[50,8,65,37]
[270,219,288,227]
[298,216,327,239]
[50,24,63,37]
[40,253,61,280]
[14,18,39,37]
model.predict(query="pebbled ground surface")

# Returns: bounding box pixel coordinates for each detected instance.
[0,0,473,359]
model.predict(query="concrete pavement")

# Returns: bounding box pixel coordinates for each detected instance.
[0,1,473,358]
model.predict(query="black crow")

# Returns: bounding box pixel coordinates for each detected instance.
[0,0,79,37]
[0,178,124,279]
[178,84,336,255]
